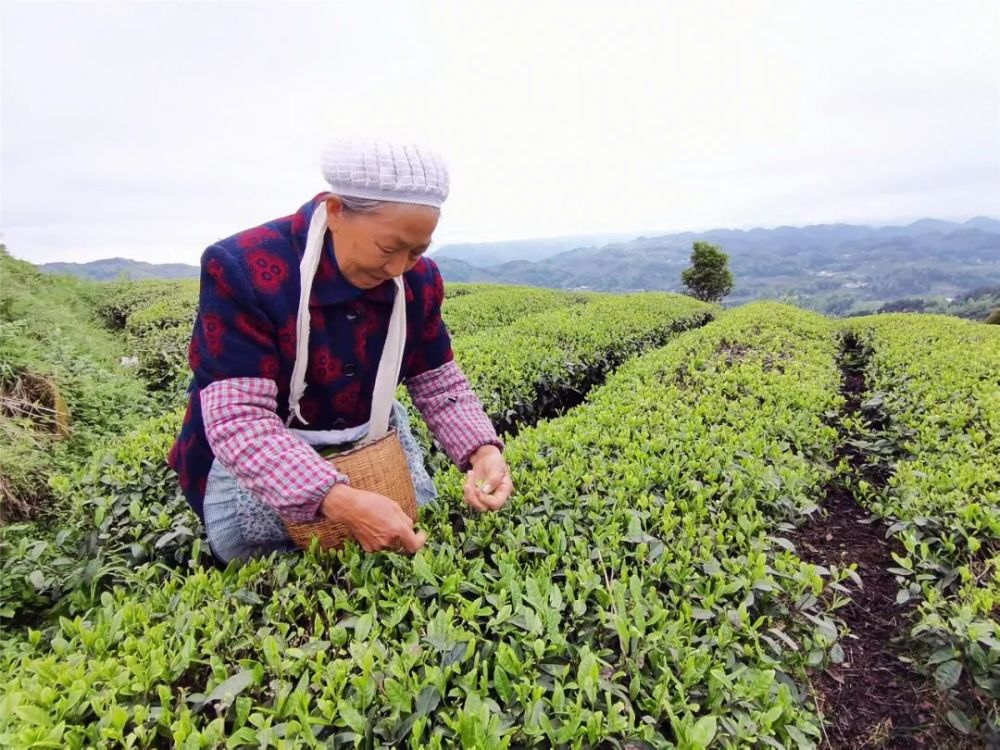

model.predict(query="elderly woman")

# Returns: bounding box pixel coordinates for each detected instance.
[167,138,513,563]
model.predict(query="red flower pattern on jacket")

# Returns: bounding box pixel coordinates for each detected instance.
[235,312,272,347]
[277,315,297,359]
[201,313,225,357]
[237,226,283,250]
[246,249,289,295]
[332,381,363,420]
[206,257,234,298]
[308,345,343,386]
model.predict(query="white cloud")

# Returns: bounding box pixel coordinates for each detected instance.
[2,0,998,264]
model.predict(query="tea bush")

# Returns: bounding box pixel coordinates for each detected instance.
[0,304,851,748]
[442,287,588,338]
[406,293,716,473]
[845,314,1000,737]
[96,279,199,397]
[96,279,199,333]
[7,273,996,746]
[2,291,705,631]
[0,250,154,521]
[1,408,202,626]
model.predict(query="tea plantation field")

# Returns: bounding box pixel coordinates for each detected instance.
[1,262,997,748]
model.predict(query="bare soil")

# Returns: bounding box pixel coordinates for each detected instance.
[792,335,971,749]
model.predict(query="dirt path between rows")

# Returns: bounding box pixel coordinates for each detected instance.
[792,334,967,749]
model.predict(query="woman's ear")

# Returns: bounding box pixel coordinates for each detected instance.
[325,195,344,217]
[325,195,345,234]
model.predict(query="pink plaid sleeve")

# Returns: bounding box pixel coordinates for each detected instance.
[200,377,349,523]
[406,360,504,470]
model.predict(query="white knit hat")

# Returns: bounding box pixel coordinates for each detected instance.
[320,136,450,209]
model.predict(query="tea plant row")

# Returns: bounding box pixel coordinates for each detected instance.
[844,314,1000,736]
[441,286,588,338]
[1,304,852,749]
[410,293,716,456]
[1,290,707,630]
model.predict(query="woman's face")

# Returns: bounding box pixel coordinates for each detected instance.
[325,196,439,289]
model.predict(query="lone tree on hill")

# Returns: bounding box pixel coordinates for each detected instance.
[681,241,733,303]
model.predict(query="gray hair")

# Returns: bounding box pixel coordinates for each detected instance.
[330,193,441,215]
[337,195,386,214]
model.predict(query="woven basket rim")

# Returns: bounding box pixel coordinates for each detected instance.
[323,429,399,461]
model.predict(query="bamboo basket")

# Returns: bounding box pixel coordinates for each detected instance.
[282,430,418,550]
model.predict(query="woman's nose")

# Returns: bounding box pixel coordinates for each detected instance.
[385,254,409,277]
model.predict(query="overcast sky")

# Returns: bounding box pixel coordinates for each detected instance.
[3,1,999,265]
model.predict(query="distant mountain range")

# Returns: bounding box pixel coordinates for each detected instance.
[431,232,642,267]
[431,217,1000,314]
[38,257,200,281]
[433,217,1000,268]
[36,217,1000,315]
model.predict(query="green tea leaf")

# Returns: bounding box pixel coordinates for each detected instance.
[689,715,717,748]
[355,612,374,642]
[205,669,256,707]
[934,660,962,690]
[416,686,441,716]
[338,703,368,734]
[946,709,972,734]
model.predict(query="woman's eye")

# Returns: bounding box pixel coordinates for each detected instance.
[378,245,394,255]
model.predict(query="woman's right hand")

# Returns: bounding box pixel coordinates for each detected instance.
[320,483,427,554]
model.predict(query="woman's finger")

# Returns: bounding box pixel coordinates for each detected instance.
[481,473,513,509]
[466,488,487,512]
[464,470,488,512]
[479,467,508,499]
[398,528,427,554]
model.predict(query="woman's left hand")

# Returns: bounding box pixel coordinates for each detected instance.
[464,445,513,512]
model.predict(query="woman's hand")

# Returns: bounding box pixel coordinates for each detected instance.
[464,445,514,512]
[321,484,426,554]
